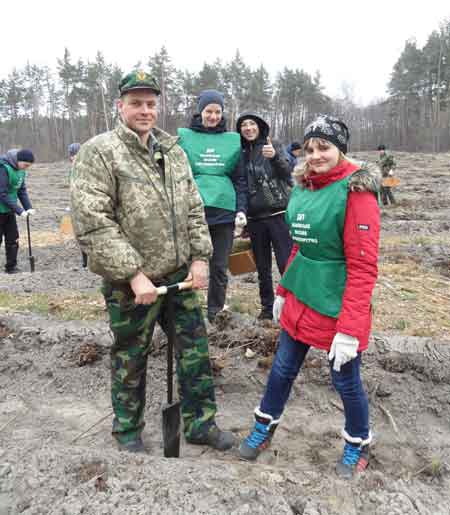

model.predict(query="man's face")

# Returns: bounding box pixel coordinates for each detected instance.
[117,90,159,136]
[240,119,260,141]
[17,162,32,170]
[292,149,302,157]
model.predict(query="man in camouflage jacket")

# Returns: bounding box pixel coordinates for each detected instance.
[70,70,235,453]
[377,144,396,205]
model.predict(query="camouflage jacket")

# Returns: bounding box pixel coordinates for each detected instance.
[378,152,396,177]
[70,122,212,282]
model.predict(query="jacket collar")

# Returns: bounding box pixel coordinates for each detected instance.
[115,121,179,153]
[300,158,381,194]
[301,160,359,190]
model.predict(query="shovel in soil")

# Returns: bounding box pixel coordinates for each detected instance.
[26,215,35,272]
[156,280,192,458]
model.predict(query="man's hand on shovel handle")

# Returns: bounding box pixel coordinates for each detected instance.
[188,260,208,289]
[130,271,158,304]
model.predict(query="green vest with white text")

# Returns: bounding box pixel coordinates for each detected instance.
[177,128,240,211]
[0,162,26,214]
[280,176,351,318]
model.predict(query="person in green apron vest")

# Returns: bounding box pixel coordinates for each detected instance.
[239,115,381,479]
[0,149,35,273]
[178,90,248,322]
[68,142,87,268]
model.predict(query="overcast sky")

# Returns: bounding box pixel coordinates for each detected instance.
[2,1,449,106]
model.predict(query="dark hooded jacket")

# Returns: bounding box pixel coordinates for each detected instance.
[286,143,300,170]
[236,113,292,219]
[0,150,32,214]
[184,113,247,226]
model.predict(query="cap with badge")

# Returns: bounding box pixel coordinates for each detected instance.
[118,70,161,96]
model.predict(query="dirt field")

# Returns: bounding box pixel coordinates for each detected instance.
[0,151,450,514]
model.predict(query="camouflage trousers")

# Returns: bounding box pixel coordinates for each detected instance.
[102,268,217,445]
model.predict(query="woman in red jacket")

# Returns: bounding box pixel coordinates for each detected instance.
[239,115,380,479]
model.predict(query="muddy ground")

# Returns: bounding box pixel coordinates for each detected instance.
[0,152,450,515]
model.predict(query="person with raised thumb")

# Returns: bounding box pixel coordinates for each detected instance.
[236,113,293,320]
[262,136,276,159]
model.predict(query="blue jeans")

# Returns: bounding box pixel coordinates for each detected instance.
[259,330,369,440]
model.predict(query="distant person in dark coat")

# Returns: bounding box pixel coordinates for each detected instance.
[0,149,35,273]
[286,141,302,170]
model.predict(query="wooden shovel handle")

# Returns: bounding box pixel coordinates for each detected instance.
[156,280,193,296]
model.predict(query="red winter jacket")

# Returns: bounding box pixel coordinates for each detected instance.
[276,159,380,352]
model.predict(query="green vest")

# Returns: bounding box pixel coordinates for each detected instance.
[0,162,26,214]
[280,176,351,318]
[177,128,240,211]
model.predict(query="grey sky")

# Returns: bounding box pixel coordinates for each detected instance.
[3,0,449,105]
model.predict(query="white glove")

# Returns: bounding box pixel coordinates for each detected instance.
[26,209,35,216]
[234,212,247,227]
[19,211,29,218]
[273,295,286,324]
[328,332,359,372]
[388,170,394,176]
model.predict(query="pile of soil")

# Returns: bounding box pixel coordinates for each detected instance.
[0,154,449,514]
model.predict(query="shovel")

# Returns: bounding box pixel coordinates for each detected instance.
[26,215,35,273]
[156,280,192,458]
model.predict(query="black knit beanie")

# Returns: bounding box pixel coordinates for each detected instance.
[303,115,350,154]
[16,149,35,163]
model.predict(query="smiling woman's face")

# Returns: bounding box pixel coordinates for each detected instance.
[200,104,223,128]
[304,138,340,174]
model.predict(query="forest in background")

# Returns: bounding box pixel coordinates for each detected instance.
[0,18,449,160]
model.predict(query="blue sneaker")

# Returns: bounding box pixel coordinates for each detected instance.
[239,411,279,461]
[336,442,369,479]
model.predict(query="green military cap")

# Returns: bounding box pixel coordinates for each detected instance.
[118,70,161,96]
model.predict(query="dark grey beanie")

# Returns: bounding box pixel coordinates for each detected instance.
[197,89,224,113]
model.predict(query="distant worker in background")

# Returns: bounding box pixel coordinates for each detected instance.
[377,144,396,206]
[0,149,35,274]
[286,141,302,170]
[68,143,81,176]
[68,143,87,268]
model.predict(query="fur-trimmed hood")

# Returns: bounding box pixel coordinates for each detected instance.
[347,159,381,194]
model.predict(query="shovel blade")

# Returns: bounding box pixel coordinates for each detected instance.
[162,401,181,458]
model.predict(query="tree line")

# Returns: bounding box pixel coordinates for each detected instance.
[0,18,449,160]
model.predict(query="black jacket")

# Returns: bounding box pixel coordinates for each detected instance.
[187,114,247,226]
[236,113,292,219]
